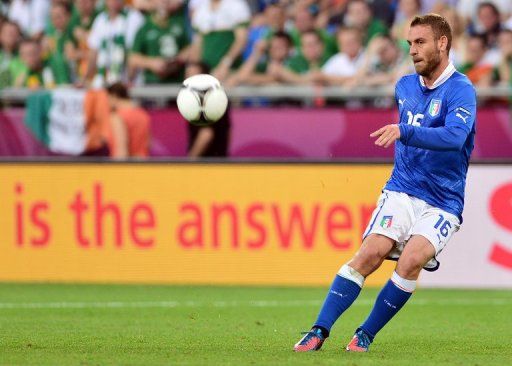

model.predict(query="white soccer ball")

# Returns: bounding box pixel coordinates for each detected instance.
[177,74,228,126]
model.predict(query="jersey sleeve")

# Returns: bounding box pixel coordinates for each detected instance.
[444,82,477,133]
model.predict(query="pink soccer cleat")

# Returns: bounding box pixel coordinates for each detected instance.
[293,328,326,352]
[346,329,372,352]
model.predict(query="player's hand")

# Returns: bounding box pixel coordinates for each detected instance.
[370,124,401,148]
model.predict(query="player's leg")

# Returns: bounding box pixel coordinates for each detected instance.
[294,190,411,352]
[293,233,394,352]
[348,208,460,352]
[347,235,433,352]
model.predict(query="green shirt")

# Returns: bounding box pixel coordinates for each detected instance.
[364,19,388,46]
[198,22,249,70]
[0,51,24,88]
[16,60,68,88]
[286,53,329,74]
[132,11,189,84]
[201,30,237,69]
[44,25,76,84]
[68,7,100,32]
[254,55,292,74]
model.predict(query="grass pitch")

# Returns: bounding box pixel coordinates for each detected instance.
[0,284,510,365]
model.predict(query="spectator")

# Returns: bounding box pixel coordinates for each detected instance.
[468,1,502,48]
[313,26,365,86]
[8,0,50,39]
[190,0,251,81]
[272,30,327,84]
[458,34,495,86]
[132,0,158,13]
[14,39,60,88]
[457,0,511,25]
[227,30,292,86]
[85,0,145,87]
[354,35,411,87]
[288,5,337,59]
[68,0,99,80]
[129,0,190,85]
[242,1,286,59]
[440,6,468,67]
[370,0,398,28]
[106,82,150,158]
[42,1,76,84]
[0,20,24,88]
[421,1,457,14]
[495,28,512,86]
[185,62,231,158]
[392,0,422,53]
[344,0,387,46]
[315,0,348,33]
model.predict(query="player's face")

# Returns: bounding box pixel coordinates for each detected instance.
[407,25,442,77]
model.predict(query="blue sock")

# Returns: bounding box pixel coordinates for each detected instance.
[359,279,413,340]
[314,274,362,334]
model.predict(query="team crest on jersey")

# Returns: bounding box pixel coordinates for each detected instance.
[380,216,393,228]
[428,99,442,117]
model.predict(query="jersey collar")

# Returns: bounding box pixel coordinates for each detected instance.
[419,62,456,90]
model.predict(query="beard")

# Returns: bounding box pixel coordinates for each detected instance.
[414,50,442,77]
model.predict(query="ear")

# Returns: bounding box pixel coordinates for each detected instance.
[438,35,448,52]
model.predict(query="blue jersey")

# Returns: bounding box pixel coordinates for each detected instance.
[384,67,477,221]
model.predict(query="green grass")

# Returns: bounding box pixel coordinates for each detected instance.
[0,284,510,365]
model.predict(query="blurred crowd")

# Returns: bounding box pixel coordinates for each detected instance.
[1,0,512,159]
[0,0,512,91]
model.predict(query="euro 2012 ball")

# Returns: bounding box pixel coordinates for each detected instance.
[177,74,228,126]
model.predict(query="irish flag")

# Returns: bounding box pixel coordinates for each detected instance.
[24,88,109,155]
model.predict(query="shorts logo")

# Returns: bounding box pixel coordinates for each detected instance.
[428,99,442,117]
[380,216,393,228]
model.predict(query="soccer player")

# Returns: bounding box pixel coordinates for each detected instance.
[294,13,476,353]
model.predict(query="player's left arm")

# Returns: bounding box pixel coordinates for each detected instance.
[372,84,476,150]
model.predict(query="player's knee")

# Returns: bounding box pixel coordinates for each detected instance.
[350,246,386,275]
[396,253,424,278]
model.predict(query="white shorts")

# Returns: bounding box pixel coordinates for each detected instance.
[363,190,461,271]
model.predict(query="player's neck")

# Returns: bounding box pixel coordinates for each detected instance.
[422,58,450,88]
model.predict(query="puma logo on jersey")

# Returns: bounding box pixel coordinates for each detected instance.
[398,98,406,106]
[456,113,469,123]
